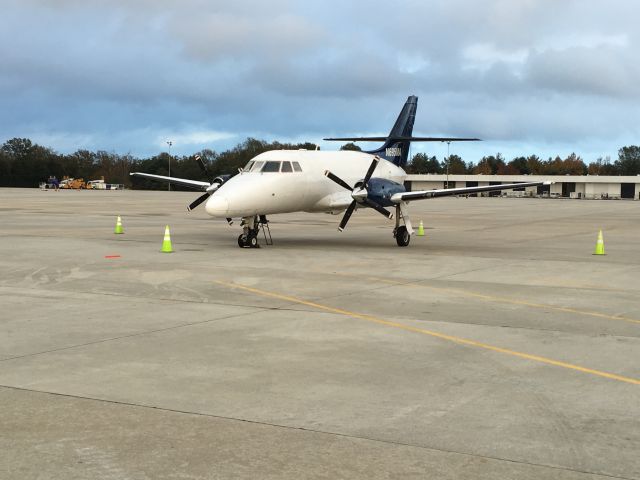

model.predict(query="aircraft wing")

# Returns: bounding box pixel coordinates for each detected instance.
[391,181,551,203]
[130,172,210,191]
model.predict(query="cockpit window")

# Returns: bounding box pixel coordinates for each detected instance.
[248,160,300,173]
[251,161,264,172]
[262,161,281,172]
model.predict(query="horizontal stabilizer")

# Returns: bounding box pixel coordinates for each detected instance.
[324,137,481,142]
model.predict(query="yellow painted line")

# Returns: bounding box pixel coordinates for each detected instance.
[214,280,640,386]
[364,276,640,326]
[318,271,640,326]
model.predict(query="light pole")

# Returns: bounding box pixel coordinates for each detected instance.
[446,141,451,189]
[166,141,172,191]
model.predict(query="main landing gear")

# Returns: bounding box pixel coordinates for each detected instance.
[237,215,272,248]
[393,202,413,247]
[394,225,410,247]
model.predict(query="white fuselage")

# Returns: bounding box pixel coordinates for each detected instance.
[205,150,407,218]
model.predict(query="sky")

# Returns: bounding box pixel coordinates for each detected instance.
[1,0,639,164]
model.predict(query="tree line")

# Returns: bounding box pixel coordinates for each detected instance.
[1,137,639,189]
[0,137,316,189]
[404,149,640,176]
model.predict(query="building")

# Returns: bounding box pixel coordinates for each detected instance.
[405,174,640,200]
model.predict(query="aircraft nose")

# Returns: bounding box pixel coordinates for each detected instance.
[205,195,229,217]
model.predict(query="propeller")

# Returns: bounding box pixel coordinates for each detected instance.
[324,156,393,231]
[187,155,224,212]
[187,192,210,212]
[196,154,211,177]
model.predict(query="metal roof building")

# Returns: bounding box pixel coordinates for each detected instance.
[405,174,640,200]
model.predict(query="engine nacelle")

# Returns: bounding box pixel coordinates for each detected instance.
[365,178,405,207]
[206,174,234,193]
[213,174,233,186]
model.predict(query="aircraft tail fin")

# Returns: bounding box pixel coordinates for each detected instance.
[364,95,417,167]
[324,95,480,168]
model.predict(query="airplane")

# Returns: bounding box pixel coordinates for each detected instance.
[131,96,549,248]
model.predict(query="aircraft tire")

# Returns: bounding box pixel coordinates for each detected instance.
[395,226,410,247]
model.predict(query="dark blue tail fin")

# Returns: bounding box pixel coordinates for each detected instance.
[323,95,480,168]
[364,96,417,167]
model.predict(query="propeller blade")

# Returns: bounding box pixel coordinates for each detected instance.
[338,201,357,231]
[187,192,210,212]
[362,156,380,186]
[363,198,393,219]
[324,170,353,192]
[195,155,211,178]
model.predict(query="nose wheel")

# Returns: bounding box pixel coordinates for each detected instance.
[237,215,271,248]
[238,232,259,248]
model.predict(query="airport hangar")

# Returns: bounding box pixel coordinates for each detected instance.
[405,174,640,199]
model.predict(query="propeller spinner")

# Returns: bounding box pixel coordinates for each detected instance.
[324,156,393,231]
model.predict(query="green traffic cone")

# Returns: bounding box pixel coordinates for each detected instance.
[161,225,173,253]
[417,220,425,236]
[593,229,605,255]
[114,215,124,234]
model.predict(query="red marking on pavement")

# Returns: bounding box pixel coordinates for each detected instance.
[104,255,121,259]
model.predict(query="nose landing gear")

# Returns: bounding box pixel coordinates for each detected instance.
[238,232,259,248]
[237,215,272,248]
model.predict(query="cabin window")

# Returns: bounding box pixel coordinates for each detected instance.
[243,161,254,172]
[262,161,281,172]
[281,161,293,172]
[292,161,302,172]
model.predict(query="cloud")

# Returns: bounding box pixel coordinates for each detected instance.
[1,0,640,162]
[157,129,236,148]
[525,45,640,98]
[463,44,528,72]
[171,13,325,62]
